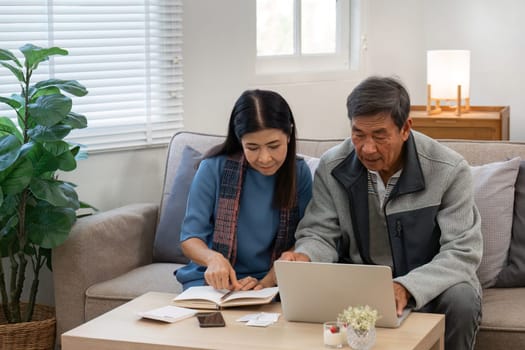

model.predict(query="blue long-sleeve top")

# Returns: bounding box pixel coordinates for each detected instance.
[175,155,313,290]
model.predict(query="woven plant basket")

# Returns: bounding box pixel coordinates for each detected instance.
[0,303,56,350]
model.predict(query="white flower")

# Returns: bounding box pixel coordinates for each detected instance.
[337,305,380,332]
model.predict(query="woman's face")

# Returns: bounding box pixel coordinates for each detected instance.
[241,128,289,176]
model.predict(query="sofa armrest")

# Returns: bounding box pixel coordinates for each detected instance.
[52,202,159,336]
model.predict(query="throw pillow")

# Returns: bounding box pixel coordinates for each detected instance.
[152,145,202,263]
[471,157,521,288]
[298,154,320,180]
[495,160,525,287]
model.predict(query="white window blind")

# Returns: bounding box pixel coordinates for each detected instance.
[0,0,183,153]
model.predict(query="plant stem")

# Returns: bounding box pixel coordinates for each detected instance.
[0,259,12,322]
[14,251,27,308]
[7,189,30,323]
[25,247,44,322]
[18,190,27,249]
[8,243,20,323]
[22,64,31,142]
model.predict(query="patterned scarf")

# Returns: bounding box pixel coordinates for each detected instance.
[212,153,299,266]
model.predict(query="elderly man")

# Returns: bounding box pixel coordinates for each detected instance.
[288,76,483,350]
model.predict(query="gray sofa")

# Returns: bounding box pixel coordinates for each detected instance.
[53,131,525,349]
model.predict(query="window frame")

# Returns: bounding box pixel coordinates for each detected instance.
[256,0,362,78]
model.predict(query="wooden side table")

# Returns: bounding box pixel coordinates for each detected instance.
[410,106,510,140]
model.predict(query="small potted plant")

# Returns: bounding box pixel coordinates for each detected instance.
[338,305,380,350]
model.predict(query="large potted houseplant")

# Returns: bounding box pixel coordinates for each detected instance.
[0,44,88,349]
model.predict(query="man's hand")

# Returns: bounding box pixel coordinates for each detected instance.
[393,282,412,316]
[279,251,311,262]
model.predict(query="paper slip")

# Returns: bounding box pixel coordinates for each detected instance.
[138,305,197,323]
[236,312,280,327]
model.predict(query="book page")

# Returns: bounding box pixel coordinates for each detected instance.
[173,286,279,308]
[174,286,225,305]
[223,287,279,302]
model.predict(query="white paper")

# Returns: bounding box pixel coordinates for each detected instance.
[246,319,274,327]
[138,305,197,323]
[236,312,280,325]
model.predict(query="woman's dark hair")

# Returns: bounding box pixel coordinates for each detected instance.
[346,76,411,129]
[206,89,297,209]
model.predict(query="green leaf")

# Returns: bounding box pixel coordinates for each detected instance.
[29,178,71,206]
[0,48,22,67]
[28,94,72,126]
[72,144,89,160]
[35,79,88,97]
[1,157,32,195]
[0,134,22,171]
[79,200,98,211]
[27,124,72,142]
[41,141,77,172]
[0,193,18,219]
[70,145,80,157]
[0,117,23,142]
[26,203,76,249]
[0,186,3,207]
[0,234,18,258]
[0,96,22,110]
[19,141,36,158]
[28,145,60,175]
[20,44,68,71]
[56,150,77,171]
[42,140,70,156]
[59,181,80,210]
[0,62,24,82]
[29,86,61,101]
[63,112,88,129]
[0,215,17,238]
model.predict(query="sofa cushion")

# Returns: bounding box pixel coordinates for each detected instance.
[153,146,202,263]
[496,160,525,287]
[475,288,525,350]
[471,157,521,288]
[85,263,184,320]
[298,154,320,179]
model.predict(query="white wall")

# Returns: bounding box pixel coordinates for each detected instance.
[184,0,525,139]
[421,0,525,139]
[183,0,365,140]
[43,0,525,306]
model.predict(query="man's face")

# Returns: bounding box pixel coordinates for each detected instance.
[351,113,412,181]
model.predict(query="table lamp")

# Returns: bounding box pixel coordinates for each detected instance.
[426,50,470,116]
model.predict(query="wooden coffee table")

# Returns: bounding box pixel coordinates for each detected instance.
[62,291,444,350]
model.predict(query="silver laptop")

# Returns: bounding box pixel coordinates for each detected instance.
[274,260,411,328]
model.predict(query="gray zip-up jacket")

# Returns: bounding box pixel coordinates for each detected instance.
[294,131,482,309]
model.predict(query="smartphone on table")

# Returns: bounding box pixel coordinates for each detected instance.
[197,311,226,327]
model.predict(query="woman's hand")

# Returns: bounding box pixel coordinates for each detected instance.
[237,276,261,290]
[181,238,242,290]
[204,253,240,290]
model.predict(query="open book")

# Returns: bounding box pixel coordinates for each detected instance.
[173,286,279,309]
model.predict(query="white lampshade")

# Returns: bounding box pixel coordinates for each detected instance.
[427,50,470,99]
